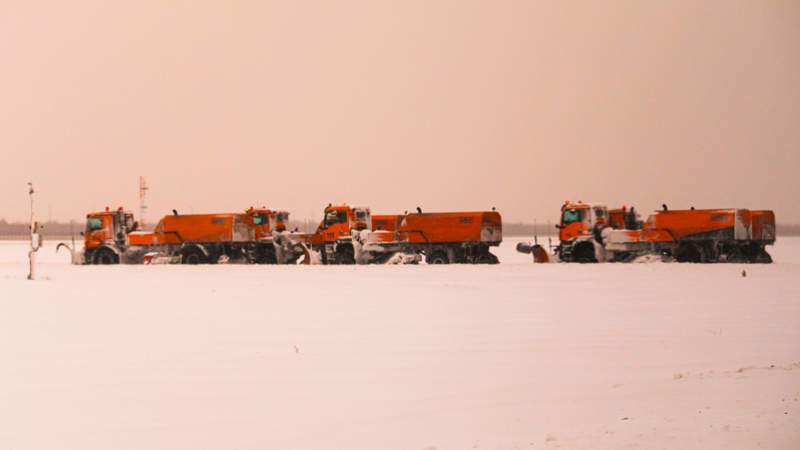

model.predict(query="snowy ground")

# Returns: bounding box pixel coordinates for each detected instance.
[1,238,799,450]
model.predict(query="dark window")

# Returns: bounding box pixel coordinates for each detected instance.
[325,210,348,227]
[86,218,103,231]
[562,209,585,225]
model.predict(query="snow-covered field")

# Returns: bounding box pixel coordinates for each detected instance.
[2,238,799,450]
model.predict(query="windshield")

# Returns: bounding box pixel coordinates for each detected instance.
[86,217,103,231]
[562,208,585,225]
[325,210,347,227]
[253,214,267,225]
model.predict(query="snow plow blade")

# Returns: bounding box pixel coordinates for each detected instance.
[516,242,551,263]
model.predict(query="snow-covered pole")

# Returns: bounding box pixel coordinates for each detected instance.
[27,182,42,280]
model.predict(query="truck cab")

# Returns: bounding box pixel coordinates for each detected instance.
[311,205,371,263]
[554,202,611,262]
[558,202,609,242]
[246,208,277,241]
[84,207,136,264]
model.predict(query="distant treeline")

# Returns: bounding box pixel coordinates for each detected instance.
[1,219,799,239]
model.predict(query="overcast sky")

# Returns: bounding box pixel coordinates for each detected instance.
[2,0,798,224]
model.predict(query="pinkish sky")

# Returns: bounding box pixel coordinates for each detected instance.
[2,1,799,224]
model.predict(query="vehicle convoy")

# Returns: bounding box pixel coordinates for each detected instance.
[80,206,307,264]
[309,204,503,264]
[517,201,776,263]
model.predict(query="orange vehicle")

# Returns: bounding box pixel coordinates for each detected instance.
[309,204,502,264]
[308,205,374,264]
[82,207,139,264]
[396,211,502,263]
[518,201,775,263]
[82,206,303,264]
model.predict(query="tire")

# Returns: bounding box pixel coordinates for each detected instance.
[574,242,597,263]
[754,249,773,264]
[724,245,747,263]
[426,251,449,264]
[181,246,207,265]
[475,252,499,264]
[92,247,119,265]
[336,245,355,265]
[676,243,702,263]
[256,247,277,264]
[744,244,772,264]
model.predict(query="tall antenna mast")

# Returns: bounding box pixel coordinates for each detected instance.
[139,176,148,227]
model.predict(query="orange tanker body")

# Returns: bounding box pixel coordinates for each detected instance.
[604,207,775,262]
[395,211,502,263]
[372,214,402,232]
[130,214,253,246]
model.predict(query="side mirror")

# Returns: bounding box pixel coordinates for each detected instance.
[79,231,84,236]
[555,224,563,229]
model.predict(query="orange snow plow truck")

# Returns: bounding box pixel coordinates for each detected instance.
[81,207,306,264]
[517,201,775,263]
[308,204,502,264]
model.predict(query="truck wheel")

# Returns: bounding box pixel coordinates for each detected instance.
[754,248,773,264]
[426,251,449,264]
[336,246,355,264]
[181,247,207,264]
[676,243,702,263]
[744,244,772,264]
[724,245,747,263]
[256,247,277,264]
[93,247,119,265]
[475,252,499,264]
[574,242,597,263]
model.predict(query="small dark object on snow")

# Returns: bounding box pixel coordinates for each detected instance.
[662,204,668,211]
[172,209,178,216]
[416,206,422,214]
[621,417,629,421]
[742,270,747,278]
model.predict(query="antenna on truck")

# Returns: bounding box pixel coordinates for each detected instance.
[139,176,148,228]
